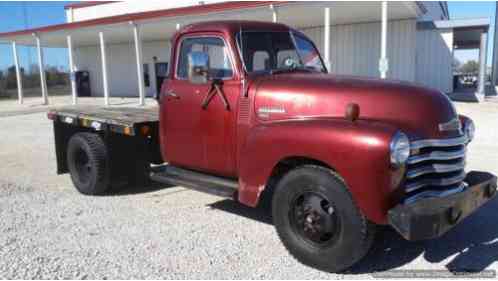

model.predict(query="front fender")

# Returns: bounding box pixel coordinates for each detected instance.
[238,118,400,224]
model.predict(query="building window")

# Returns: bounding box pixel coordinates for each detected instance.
[143,63,150,87]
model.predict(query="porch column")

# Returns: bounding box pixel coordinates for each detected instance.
[270,4,278,23]
[379,1,389,79]
[99,31,110,106]
[34,33,48,104]
[11,41,23,104]
[324,7,331,72]
[492,3,498,89]
[67,35,77,105]
[131,22,146,106]
[476,31,488,99]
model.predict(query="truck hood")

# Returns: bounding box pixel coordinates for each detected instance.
[253,73,461,139]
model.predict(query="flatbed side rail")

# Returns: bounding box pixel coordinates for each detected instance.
[47,108,159,137]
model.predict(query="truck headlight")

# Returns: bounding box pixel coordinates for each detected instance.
[463,119,475,143]
[390,131,410,166]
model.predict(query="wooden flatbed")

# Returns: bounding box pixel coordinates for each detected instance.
[48,105,159,136]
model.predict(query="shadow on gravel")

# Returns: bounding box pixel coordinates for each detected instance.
[210,198,498,275]
[208,199,273,225]
[423,197,498,273]
[106,181,174,196]
[348,197,498,274]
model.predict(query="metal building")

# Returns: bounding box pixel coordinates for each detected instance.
[0,1,491,106]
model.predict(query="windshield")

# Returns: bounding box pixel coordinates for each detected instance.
[237,31,326,74]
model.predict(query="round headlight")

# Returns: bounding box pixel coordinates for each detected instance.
[464,119,475,143]
[390,131,410,166]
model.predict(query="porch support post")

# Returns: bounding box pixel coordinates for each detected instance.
[99,31,110,106]
[379,1,389,79]
[34,33,48,104]
[270,4,277,23]
[324,7,331,72]
[11,41,23,104]
[492,3,498,90]
[131,22,146,106]
[67,35,77,105]
[476,31,488,99]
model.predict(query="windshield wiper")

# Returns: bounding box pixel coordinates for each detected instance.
[270,66,315,75]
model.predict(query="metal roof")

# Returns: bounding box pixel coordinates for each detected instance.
[64,1,118,10]
[0,1,420,47]
[0,1,278,39]
[434,18,490,30]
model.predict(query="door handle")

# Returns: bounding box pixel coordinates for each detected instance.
[166,91,180,99]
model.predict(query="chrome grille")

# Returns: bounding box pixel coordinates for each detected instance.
[404,136,468,203]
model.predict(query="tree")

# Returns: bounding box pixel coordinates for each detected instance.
[459,60,479,74]
[453,58,461,70]
[45,66,69,87]
[0,70,5,98]
[5,65,27,89]
[6,66,17,89]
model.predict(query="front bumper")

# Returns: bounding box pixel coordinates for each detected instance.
[388,171,497,241]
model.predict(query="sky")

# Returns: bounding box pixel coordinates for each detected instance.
[0,1,73,73]
[0,1,496,73]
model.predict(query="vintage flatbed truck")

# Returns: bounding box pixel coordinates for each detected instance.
[48,21,497,272]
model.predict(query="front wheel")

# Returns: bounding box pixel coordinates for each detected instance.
[272,165,375,272]
[67,132,110,195]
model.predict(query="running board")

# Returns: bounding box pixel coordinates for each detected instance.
[150,165,238,198]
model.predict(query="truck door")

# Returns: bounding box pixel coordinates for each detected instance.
[162,35,239,177]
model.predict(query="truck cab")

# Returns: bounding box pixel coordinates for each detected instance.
[160,22,326,176]
[48,20,497,273]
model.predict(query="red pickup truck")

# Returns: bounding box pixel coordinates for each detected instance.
[48,21,497,272]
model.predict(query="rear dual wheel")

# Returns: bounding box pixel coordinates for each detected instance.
[67,132,151,195]
[67,132,110,195]
[272,165,375,272]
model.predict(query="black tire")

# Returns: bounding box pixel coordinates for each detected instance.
[272,165,375,273]
[67,132,110,195]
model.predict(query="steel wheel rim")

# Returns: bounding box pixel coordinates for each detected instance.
[74,148,92,184]
[289,190,340,247]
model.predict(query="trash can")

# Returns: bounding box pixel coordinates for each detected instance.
[75,71,91,97]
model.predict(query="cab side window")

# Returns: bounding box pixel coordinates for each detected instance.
[177,37,233,80]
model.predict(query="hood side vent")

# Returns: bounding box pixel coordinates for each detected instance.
[238,97,250,124]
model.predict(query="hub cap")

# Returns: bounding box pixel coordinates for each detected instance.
[290,191,340,246]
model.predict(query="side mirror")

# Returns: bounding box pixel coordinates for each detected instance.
[188,51,209,84]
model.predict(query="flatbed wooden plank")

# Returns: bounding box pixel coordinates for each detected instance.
[49,105,159,128]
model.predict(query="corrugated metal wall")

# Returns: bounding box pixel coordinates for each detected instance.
[415,28,453,93]
[300,19,417,82]
[75,19,428,97]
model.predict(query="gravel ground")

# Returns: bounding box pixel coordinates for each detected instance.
[0,100,497,279]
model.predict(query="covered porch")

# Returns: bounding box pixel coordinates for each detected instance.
[445,18,490,102]
[0,1,420,106]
